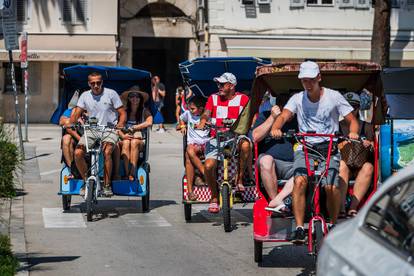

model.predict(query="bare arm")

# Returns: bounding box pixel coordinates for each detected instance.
[158,88,166,98]
[270,109,293,137]
[132,115,153,131]
[343,112,359,139]
[197,109,211,129]
[70,107,84,125]
[252,105,281,143]
[116,107,127,128]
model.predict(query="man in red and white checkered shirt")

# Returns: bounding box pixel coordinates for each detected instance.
[197,72,252,214]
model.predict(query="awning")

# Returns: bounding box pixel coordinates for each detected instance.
[0,34,117,62]
[223,37,414,61]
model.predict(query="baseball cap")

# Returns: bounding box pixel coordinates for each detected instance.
[343,92,360,106]
[298,61,320,79]
[213,72,237,85]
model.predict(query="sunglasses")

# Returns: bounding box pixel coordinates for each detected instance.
[89,81,102,87]
[217,82,228,88]
[128,92,140,99]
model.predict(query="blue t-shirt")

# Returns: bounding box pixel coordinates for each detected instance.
[253,111,297,162]
[62,108,73,118]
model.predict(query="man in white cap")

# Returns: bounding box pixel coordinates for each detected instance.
[271,61,359,243]
[197,72,252,213]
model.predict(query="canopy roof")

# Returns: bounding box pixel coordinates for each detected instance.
[50,65,151,124]
[179,57,271,98]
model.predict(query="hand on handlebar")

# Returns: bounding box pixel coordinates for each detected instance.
[270,128,283,139]
[348,132,359,140]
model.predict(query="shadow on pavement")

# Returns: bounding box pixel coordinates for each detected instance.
[17,253,80,272]
[258,244,315,274]
[24,153,51,161]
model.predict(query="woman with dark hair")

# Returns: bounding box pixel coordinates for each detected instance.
[118,86,153,181]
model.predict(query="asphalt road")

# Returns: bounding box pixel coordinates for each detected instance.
[20,124,314,276]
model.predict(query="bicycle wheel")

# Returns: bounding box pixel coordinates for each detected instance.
[221,184,232,232]
[141,171,150,213]
[254,240,263,263]
[62,195,71,211]
[86,179,95,221]
[184,203,192,222]
[313,220,324,260]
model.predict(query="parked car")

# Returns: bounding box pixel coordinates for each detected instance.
[317,163,414,275]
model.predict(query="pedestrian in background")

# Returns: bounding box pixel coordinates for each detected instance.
[152,76,166,133]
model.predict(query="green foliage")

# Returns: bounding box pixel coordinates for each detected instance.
[0,235,19,276]
[0,124,21,198]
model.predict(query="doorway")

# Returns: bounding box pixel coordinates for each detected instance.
[133,37,189,123]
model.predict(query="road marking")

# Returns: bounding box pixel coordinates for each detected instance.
[42,208,86,228]
[118,209,171,227]
[40,168,61,176]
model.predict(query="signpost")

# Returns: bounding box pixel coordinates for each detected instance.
[21,31,28,141]
[1,0,24,154]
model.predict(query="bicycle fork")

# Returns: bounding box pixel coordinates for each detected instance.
[219,158,233,209]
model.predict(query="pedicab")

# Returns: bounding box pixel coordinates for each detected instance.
[178,57,271,232]
[247,62,387,263]
[380,67,414,181]
[51,65,152,221]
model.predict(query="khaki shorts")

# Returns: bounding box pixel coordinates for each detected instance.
[78,129,119,149]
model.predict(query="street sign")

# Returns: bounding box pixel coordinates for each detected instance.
[1,0,18,50]
[20,31,28,68]
[0,0,4,10]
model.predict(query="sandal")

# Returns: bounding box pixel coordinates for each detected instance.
[235,183,246,192]
[208,202,220,214]
[128,175,135,181]
[187,192,198,201]
[265,204,288,214]
[347,210,358,217]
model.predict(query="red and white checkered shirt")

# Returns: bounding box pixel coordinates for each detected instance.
[205,92,249,137]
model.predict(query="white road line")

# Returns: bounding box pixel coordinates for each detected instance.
[40,169,62,176]
[42,208,86,228]
[117,209,171,227]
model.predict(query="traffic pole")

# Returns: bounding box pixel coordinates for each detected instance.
[21,31,28,141]
[9,50,24,156]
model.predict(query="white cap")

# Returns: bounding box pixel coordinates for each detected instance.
[214,72,237,85]
[343,92,360,105]
[298,61,320,79]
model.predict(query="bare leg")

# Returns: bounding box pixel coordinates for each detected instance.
[236,139,251,188]
[187,145,205,175]
[338,160,350,213]
[185,152,195,194]
[293,176,308,227]
[121,139,131,178]
[349,162,373,211]
[103,143,114,188]
[74,145,88,179]
[204,158,218,202]
[112,143,121,180]
[325,185,341,224]
[62,134,74,166]
[259,155,278,201]
[269,177,294,208]
[130,139,142,180]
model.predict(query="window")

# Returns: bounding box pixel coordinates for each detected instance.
[0,0,28,22]
[307,0,333,5]
[3,62,41,95]
[364,179,414,258]
[3,63,23,94]
[62,0,88,25]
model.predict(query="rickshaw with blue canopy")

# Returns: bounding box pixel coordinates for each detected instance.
[178,57,271,232]
[51,65,152,221]
[380,67,414,181]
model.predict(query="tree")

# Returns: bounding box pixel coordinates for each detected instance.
[371,0,392,67]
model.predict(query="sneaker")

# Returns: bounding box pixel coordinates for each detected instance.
[102,186,113,197]
[79,185,86,197]
[157,128,165,133]
[289,227,306,244]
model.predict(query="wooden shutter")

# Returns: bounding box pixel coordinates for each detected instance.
[62,0,73,23]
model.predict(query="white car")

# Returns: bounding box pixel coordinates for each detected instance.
[317,164,414,276]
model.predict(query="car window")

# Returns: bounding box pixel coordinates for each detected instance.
[364,179,414,259]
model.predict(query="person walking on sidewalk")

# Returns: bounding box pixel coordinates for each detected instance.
[152,75,166,133]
